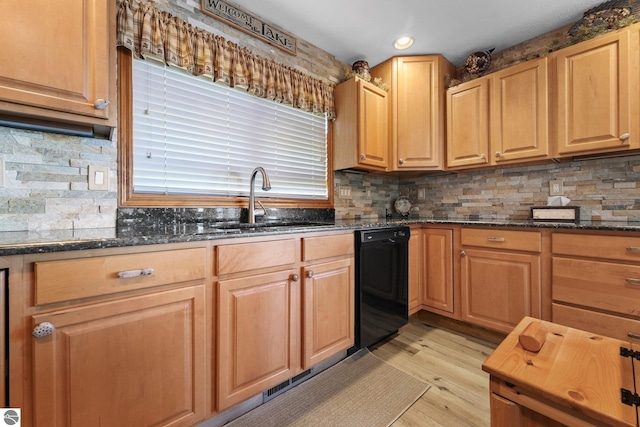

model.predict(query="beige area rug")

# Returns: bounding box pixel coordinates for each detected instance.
[225,349,430,427]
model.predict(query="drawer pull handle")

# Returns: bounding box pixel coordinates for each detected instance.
[627,247,640,253]
[487,237,505,242]
[625,278,640,285]
[628,332,640,340]
[33,322,55,338]
[117,268,154,279]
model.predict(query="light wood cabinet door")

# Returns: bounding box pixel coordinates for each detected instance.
[333,77,388,171]
[422,229,454,314]
[31,286,206,427]
[217,269,300,411]
[0,0,116,126]
[446,78,490,169]
[408,228,422,314]
[302,258,354,369]
[554,28,638,156]
[460,249,541,333]
[491,58,549,164]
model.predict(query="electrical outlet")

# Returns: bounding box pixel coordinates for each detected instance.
[338,186,351,198]
[417,188,426,201]
[549,180,563,196]
[89,165,109,190]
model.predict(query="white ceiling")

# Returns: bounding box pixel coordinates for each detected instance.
[231,0,606,67]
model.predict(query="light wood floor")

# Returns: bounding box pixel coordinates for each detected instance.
[371,315,500,427]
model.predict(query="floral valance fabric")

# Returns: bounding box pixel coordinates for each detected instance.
[116,0,335,119]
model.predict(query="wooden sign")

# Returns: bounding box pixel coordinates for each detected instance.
[200,0,297,55]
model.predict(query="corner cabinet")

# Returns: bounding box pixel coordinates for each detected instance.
[0,0,116,130]
[333,77,389,171]
[446,57,549,170]
[553,26,639,157]
[371,55,455,171]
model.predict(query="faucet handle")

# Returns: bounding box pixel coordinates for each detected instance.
[254,200,267,217]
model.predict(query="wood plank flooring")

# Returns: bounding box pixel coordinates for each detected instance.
[371,315,500,427]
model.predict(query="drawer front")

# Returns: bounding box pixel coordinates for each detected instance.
[302,233,353,261]
[217,239,296,275]
[461,228,541,252]
[553,257,640,316]
[35,248,206,305]
[553,233,640,262]
[553,303,640,343]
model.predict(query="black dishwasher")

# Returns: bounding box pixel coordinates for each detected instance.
[352,226,410,352]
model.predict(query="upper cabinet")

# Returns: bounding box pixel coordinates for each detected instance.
[552,26,639,157]
[446,57,549,170]
[372,55,455,171]
[333,77,389,171]
[0,0,116,132]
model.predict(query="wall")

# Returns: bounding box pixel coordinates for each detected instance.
[401,155,640,222]
[0,0,347,231]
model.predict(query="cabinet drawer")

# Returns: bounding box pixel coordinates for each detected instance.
[552,257,640,316]
[553,303,640,343]
[461,228,541,252]
[302,233,353,261]
[553,233,640,262]
[35,248,206,305]
[217,239,296,275]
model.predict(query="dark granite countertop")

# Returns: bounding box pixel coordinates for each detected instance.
[1,217,639,256]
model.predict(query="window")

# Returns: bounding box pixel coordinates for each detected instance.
[118,51,332,207]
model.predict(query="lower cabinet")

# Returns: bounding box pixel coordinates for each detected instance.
[31,286,207,427]
[216,232,354,412]
[421,228,454,315]
[460,228,542,333]
[217,269,301,410]
[408,227,422,314]
[302,258,354,368]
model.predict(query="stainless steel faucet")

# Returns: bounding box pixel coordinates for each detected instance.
[248,167,271,223]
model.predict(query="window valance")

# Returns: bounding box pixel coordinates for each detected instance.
[116,0,335,119]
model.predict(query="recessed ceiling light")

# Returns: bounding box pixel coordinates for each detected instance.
[394,36,414,50]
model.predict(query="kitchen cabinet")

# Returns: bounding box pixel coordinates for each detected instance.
[0,0,116,132]
[371,55,455,171]
[301,234,354,368]
[333,76,389,171]
[553,26,639,157]
[216,232,354,411]
[26,244,208,427]
[446,78,490,169]
[460,228,542,333]
[490,58,549,164]
[408,227,422,314]
[421,228,454,316]
[552,232,640,343]
[446,57,549,170]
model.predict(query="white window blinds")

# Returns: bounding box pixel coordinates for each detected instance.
[132,59,329,199]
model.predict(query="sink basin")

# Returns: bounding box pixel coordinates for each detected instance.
[215,221,330,230]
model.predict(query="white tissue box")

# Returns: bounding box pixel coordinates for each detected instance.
[531,206,580,223]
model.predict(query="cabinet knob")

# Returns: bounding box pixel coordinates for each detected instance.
[481,154,487,162]
[398,158,404,165]
[495,152,502,158]
[291,274,299,282]
[307,270,314,278]
[360,154,366,160]
[94,99,110,110]
[620,133,631,141]
[33,322,55,338]
[460,250,466,257]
